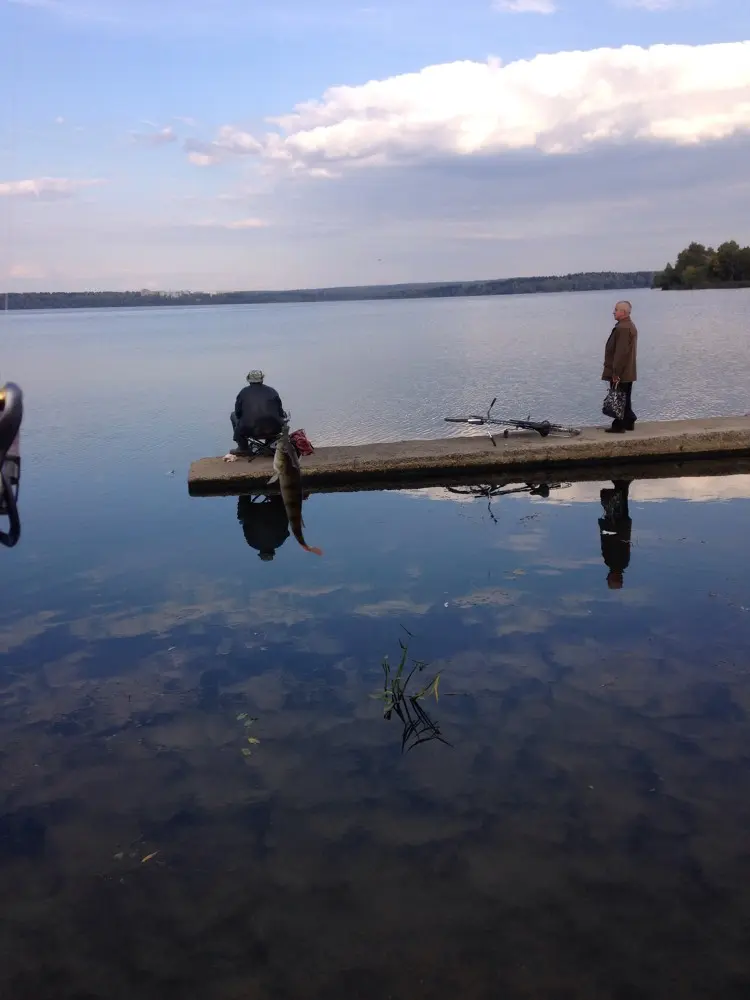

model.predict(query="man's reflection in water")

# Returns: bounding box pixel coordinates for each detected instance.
[599,479,632,589]
[237,495,290,561]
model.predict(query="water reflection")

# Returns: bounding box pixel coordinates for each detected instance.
[236,490,315,561]
[0,382,22,549]
[408,458,750,509]
[0,448,20,549]
[599,479,633,589]
[445,480,570,523]
[1,470,750,998]
[237,494,290,561]
[374,630,451,754]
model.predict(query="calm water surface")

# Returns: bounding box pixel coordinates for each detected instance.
[1,291,750,999]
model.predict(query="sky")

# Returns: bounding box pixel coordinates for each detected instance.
[1,0,749,291]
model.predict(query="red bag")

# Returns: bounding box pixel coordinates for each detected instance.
[290,429,314,457]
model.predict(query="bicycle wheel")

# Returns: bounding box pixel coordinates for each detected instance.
[546,424,581,436]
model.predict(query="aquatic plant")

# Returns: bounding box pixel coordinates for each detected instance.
[236,712,260,757]
[372,628,451,753]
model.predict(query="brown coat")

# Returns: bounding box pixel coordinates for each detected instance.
[602,318,638,383]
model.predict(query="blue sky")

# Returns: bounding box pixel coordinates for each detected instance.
[1,0,750,290]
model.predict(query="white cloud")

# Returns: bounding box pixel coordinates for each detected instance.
[224,217,268,229]
[551,476,750,503]
[619,0,691,8]
[413,475,750,508]
[185,217,269,230]
[0,177,103,199]
[493,0,556,12]
[184,125,263,166]
[131,125,178,147]
[6,39,750,291]
[187,152,216,167]
[186,41,750,175]
[8,263,45,279]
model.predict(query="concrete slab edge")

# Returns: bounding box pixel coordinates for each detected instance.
[187,425,750,496]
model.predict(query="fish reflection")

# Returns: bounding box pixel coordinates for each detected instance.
[599,479,633,589]
[0,382,22,549]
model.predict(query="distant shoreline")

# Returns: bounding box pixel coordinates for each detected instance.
[3,271,655,311]
[661,281,750,291]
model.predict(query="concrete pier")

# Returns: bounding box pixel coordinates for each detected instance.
[188,416,750,497]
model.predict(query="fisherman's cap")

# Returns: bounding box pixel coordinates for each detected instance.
[247,370,264,384]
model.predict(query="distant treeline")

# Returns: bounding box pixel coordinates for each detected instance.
[653,241,750,290]
[3,271,655,311]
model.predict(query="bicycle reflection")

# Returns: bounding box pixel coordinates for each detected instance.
[446,481,570,523]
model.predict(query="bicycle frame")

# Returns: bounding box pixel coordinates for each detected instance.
[445,397,581,445]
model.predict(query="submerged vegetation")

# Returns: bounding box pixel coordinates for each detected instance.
[4,271,654,311]
[236,712,260,757]
[372,630,450,754]
[653,240,750,290]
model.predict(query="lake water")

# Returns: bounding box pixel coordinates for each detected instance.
[2,289,750,999]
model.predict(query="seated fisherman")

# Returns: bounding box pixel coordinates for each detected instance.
[230,370,285,456]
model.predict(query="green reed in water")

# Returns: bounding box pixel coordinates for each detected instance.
[372,628,451,753]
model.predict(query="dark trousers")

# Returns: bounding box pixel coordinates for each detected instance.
[230,412,279,453]
[611,382,637,431]
[230,412,250,450]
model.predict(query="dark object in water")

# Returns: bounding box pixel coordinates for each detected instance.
[0,382,22,454]
[0,382,22,548]
[237,494,290,561]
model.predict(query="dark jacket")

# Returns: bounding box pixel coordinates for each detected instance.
[602,318,638,383]
[598,484,632,573]
[234,383,284,435]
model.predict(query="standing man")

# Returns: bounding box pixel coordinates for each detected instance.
[602,300,638,433]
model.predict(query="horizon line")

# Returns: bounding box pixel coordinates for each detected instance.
[3,269,656,298]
